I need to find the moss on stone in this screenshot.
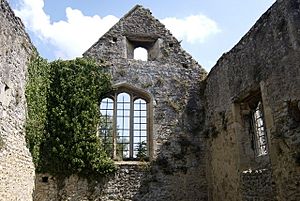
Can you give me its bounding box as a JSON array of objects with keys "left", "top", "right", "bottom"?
[{"left": 0, "top": 136, "right": 4, "bottom": 150}]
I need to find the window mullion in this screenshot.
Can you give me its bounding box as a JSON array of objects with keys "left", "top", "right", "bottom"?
[
  {"left": 113, "top": 95, "right": 117, "bottom": 160},
  {"left": 146, "top": 102, "right": 150, "bottom": 158},
  {"left": 130, "top": 95, "right": 134, "bottom": 158}
]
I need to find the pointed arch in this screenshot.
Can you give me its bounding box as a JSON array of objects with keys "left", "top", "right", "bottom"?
[{"left": 99, "top": 83, "right": 153, "bottom": 161}]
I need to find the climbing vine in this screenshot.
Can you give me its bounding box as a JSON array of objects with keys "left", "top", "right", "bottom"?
[
  {"left": 26, "top": 55, "right": 115, "bottom": 177},
  {"left": 25, "top": 54, "right": 50, "bottom": 166}
]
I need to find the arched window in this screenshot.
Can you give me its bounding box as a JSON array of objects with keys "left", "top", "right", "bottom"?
[
  {"left": 116, "top": 93, "right": 131, "bottom": 159},
  {"left": 133, "top": 99, "right": 147, "bottom": 158},
  {"left": 100, "top": 86, "right": 151, "bottom": 161},
  {"left": 133, "top": 47, "right": 148, "bottom": 61}
]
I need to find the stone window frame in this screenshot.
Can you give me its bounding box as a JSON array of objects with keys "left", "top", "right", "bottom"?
[
  {"left": 233, "top": 87, "right": 271, "bottom": 169},
  {"left": 239, "top": 92, "right": 269, "bottom": 157},
  {"left": 125, "top": 34, "right": 161, "bottom": 61},
  {"left": 99, "top": 83, "right": 153, "bottom": 161},
  {"left": 249, "top": 100, "right": 268, "bottom": 156}
]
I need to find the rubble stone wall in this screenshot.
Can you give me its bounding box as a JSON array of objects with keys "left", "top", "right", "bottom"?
[
  {"left": 34, "top": 58, "right": 208, "bottom": 201},
  {"left": 34, "top": 5, "right": 209, "bottom": 201},
  {"left": 241, "top": 168, "right": 275, "bottom": 201},
  {"left": 34, "top": 163, "right": 148, "bottom": 201},
  {"left": 205, "top": 0, "right": 300, "bottom": 200},
  {"left": 2, "top": 0, "right": 300, "bottom": 200},
  {"left": 0, "top": 0, "right": 35, "bottom": 200}
]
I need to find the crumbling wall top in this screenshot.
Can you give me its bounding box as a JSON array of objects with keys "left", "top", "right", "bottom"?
[{"left": 83, "top": 5, "right": 204, "bottom": 71}]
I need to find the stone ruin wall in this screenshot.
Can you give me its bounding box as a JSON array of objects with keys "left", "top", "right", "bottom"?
[
  {"left": 0, "top": 0, "right": 35, "bottom": 200},
  {"left": 1, "top": 0, "right": 300, "bottom": 200},
  {"left": 204, "top": 0, "right": 300, "bottom": 200},
  {"left": 34, "top": 58, "right": 208, "bottom": 201},
  {"left": 240, "top": 169, "right": 274, "bottom": 201},
  {"left": 34, "top": 163, "right": 148, "bottom": 201},
  {"left": 34, "top": 6, "right": 209, "bottom": 201}
]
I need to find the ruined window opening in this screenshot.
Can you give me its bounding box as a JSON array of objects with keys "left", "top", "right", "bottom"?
[
  {"left": 100, "top": 87, "right": 150, "bottom": 161},
  {"left": 133, "top": 47, "right": 148, "bottom": 61},
  {"left": 250, "top": 101, "right": 268, "bottom": 156},
  {"left": 240, "top": 92, "right": 269, "bottom": 157},
  {"left": 126, "top": 36, "right": 160, "bottom": 61}
]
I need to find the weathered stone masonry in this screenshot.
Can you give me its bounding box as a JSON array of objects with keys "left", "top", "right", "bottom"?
[
  {"left": 84, "top": 6, "right": 209, "bottom": 201},
  {"left": 35, "top": 5, "right": 209, "bottom": 201},
  {"left": 205, "top": 0, "right": 300, "bottom": 200},
  {"left": 1, "top": 0, "right": 300, "bottom": 200},
  {"left": 0, "top": 0, "right": 35, "bottom": 200}
]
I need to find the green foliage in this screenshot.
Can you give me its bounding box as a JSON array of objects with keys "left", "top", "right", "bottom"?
[
  {"left": 0, "top": 136, "right": 5, "bottom": 150},
  {"left": 25, "top": 54, "right": 50, "bottom": 165},
  {"left": 167, "top": 98, "right": 182, "bottom": 112},
  {"left": 136, "top": 141, "right": 148, "bottom": 161},
  {"left": 142, "top": 82, "right": 152, "bottom": 88},
  {"left": 26, "top": 56, "right": 115, "bottom": 177}
]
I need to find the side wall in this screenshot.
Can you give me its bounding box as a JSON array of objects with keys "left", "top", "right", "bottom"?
[
  {"left": 0, "top": 0, "right": 35, "bottom": 200},
  {"left": 205, "top": 0, "right": 300, "bottom": 200}
]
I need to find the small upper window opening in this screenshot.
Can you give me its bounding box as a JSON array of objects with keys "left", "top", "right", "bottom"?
[{"left": 134, "top": 47, "right": 148, "bottom": 61}]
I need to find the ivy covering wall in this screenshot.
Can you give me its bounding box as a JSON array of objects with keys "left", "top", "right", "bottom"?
[{"left": 26, "top": 55, "right": 115, "bottom": 176}]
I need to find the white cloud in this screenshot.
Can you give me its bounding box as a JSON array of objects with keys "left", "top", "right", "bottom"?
[
  {"left": 14, "top": 0, "right": 119, "bottom": 59},
  {"left": 161, "top": 15, "right": 221, "bottom": 44},
  {"left": 13, "top": 0, "right": 220, "bottom": 60}
]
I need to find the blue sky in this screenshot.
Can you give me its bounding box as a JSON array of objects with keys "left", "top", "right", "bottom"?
[{"left": 8, "top": 0, "right": 275, "bottom": 72}]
